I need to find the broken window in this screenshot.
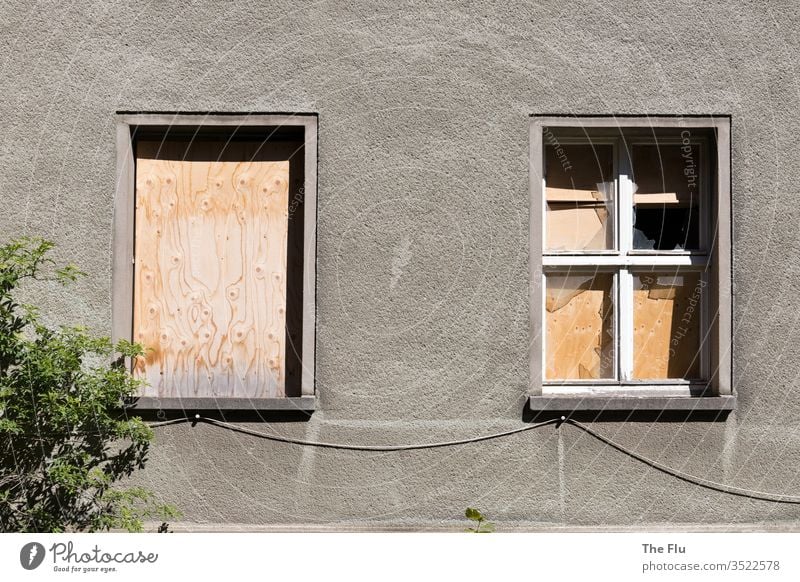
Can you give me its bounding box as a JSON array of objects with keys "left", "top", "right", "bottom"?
[{"left": 537, "top": 123, "right": 723, "bottom": 393}]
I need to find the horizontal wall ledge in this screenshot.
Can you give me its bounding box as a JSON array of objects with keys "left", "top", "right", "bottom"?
[
  {"left": 527, "top": 395, "right": 736, "bottom": 412},
  {"left": 143, "top": 519, "right": 799, "bottom": 533},
  {"left": 125, "top": 396, "right": 316, "bottom": 412}
]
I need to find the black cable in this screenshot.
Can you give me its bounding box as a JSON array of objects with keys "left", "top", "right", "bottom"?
[
  {"left": 10, "top": 412, "right": 799, "bottom": 504},
  {"left": 563, "top": 418, "right": 800, "bottom": 505},
  {"left": 149, "top": 414, "right": 800, "bottom": 504},
  {"left": 193, "top": 415, "right": 561, "bottom": 451}
]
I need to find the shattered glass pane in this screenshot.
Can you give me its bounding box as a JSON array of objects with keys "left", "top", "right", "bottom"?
[{"left": 631, "top": 143, "right": 702, "bottom": 250}]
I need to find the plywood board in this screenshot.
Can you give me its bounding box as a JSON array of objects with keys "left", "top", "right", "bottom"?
[
  {"left": 633, "top": 273, "right": 702, "bottom": 379},
  {"left": 546, "top": 274, "right": 614, "bottom": 380},
  {"left": 133, "top": 155, "right": 290, "bottom": 398},
  {"left": 633, "top": 192, "right": 681, "bottom": 205},
  {"left": 546, "top": 187, "right": 606, "bottom": 202},
  {"left": 546, "top": 203, "right": 610, "bottom": 251}
]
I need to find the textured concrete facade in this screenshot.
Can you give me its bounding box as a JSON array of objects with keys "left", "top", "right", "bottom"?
[{"left": 2, "top": 1, "right": 800, "bottom": 530}]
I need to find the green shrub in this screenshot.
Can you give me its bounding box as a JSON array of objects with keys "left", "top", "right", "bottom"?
[{"left": 0, "top": 237, "right": 178, "bottom": 532}]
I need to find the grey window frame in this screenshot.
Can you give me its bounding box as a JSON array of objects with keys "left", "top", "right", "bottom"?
[
  {"left": 528, "top": 115, "right": 734, "bottom": 412},
  {"left": 113, "top": 112, "right": 317, "bottom": 412}
]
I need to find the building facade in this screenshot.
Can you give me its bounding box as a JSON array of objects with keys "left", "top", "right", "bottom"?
[{"left": 2, "top": 0, "right": 799, "bottom": 530}]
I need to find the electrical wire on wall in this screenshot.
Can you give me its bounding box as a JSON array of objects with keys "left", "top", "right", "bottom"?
[{"left": 143, "top": 414, "right": 800, "bottom": 506}]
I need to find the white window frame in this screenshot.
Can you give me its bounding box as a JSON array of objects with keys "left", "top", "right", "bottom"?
[{"left": 529, "top": 116, "right": 733, "bottom": 410}]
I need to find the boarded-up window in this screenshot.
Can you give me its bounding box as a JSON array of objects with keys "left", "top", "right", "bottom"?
[{"left": 130, "top": 129, "right": 307, "bottom": 400}]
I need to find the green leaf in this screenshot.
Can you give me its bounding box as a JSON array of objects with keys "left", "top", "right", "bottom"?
[
  {"left": 465, "top": 507, "right": 483, "bottom": 521},
  {"left": 55, "top": 264, "right": 85, "bottom": 284}
]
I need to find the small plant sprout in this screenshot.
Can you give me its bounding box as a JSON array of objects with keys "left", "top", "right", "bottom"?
[{"left": 464, "top": 507, "right": 495, "bottom": 533}]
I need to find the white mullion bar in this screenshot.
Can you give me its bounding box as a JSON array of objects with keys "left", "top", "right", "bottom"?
[
  {"left": 619, "top": 268, "right": 633, "bottom": 381},
  {"left": 617, "top": 139, "right": 634, "bottom": 381}
]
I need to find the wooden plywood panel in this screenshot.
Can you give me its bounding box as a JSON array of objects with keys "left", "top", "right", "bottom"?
[
  {"left": 133, "top": 156, "right": 290, "bottom": 398},
  {"left": 633, "top": 273, "right": 702, "bottom": 380},
  {"left": 546, "top": 203, "right": 610, "bottom": 251},
  {"left": 546, "top": 187, "right": 607, "bottom": 202},
  {"left": 546, "top": 274, "right": 614, "bottom": 380},
  {"left": 136, "top": 137, "right": 306, "bottom": 397},
  {"left": 633, "top": 192, "right": 682, "bottom": 205}
]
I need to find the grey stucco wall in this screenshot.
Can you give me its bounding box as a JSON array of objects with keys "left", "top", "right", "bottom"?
[{"left": 2, "top": 0, "right": 800, "bottom": 529}]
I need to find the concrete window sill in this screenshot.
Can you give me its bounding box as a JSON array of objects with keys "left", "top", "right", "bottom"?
[
  {"left": 527, "top": 395, "right": 736, "bottom": 412},
  {"left": 125, "top": 396, "right": 316, "bottom": 412}
]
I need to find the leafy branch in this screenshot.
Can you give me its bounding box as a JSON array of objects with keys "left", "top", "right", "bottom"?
[{"left": 0, "top": 237, "right": 178, "bottom": 532}]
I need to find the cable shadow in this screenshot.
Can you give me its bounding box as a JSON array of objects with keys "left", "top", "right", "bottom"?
[{"left": 522, "top": 403, "right": 733, "bottom": 424}]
